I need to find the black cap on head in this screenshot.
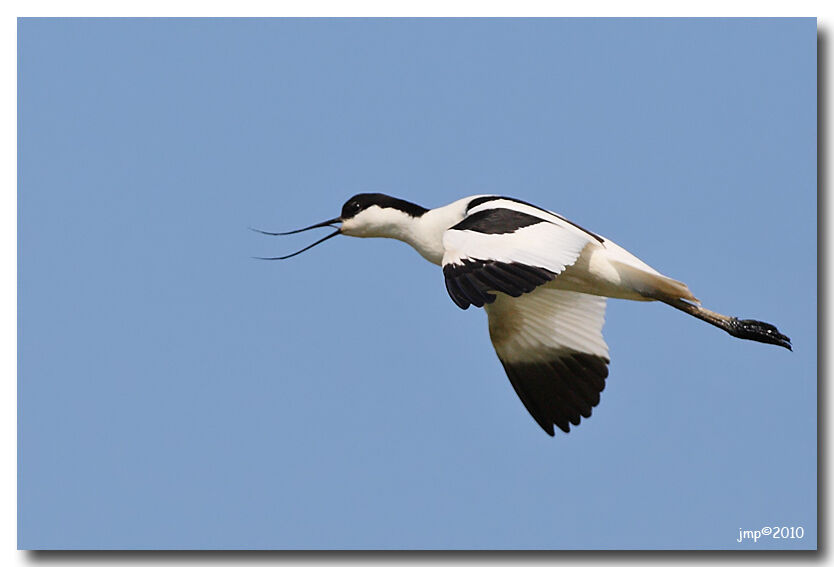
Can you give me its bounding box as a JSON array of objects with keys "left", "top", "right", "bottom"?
[{"left": 341, "top": 193, "right": 428, "bottom": 220}]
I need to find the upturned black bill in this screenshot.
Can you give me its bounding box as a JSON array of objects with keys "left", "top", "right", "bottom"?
[{"left": 252, "top": 218, "right": 342, "bottom": 260}]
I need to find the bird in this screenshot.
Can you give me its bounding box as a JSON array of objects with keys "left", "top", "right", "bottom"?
[{"left": 254, "top": 193, "right": 791, "bottom": 436}]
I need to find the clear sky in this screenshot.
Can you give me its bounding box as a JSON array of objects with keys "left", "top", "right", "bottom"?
[{"left": 18, "top": 18, "right": 816, "bottom": 550}]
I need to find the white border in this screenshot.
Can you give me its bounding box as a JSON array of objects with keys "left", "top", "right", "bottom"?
[{"left": 5, "top": 2, "right": 829, "bottom": 566}]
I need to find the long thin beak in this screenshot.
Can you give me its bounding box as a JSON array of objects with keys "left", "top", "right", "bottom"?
[
  {"left": 252, "top": 217, "right": 343, "bottom": 260},
  {"left": 250, "top": 217, "right": 341, "bottom": 236}
]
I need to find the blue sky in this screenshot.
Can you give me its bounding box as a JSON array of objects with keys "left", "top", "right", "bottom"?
[{"left": 18, "top": 18, "right": 816, "bottom": 549}]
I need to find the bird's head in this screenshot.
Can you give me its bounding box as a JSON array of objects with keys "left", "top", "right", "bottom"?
[
  {"left": 252, "top": 193, "right": 428, "bottom": 259},
  {"left": 339, "top": 193, "right": 428, "bottom": 238}
]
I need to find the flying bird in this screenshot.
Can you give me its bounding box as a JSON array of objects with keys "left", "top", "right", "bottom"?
[{"left": 254, "top": 194, "right": 791, "bottom": 436}]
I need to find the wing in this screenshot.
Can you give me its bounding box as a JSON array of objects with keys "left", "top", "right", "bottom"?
[
  {"left": 486, "top": 288, "right": 610, "bottom": 435},
  {"left": 441, "top": 197, "right": 598, "bottom": 309}
]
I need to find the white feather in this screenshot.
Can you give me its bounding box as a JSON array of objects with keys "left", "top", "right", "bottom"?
[
  {"left": 442, "top": 220, "right": 592, "bottom": 276},
  {"left": 485, "top": 287, "right": 609, "bottom": 364}
]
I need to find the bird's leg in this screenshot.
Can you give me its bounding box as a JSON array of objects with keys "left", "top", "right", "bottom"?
[{"left": 656, "top": 297, "right": 792, "bottom": 351}]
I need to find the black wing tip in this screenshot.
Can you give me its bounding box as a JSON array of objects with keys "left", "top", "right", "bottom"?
[
  {"left": 443, "top": 260, "right": 554, "bottom": 310},
  {"left": 499, "top": 352, "right": 610, "bottom": 437}
]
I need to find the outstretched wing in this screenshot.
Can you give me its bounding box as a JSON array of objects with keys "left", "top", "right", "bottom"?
[
  {"left": 441, "top": 197, "right": 599, "bottom": 309},
  {"left": 486, "top": 287, "right": 610, "bottom": 435}
]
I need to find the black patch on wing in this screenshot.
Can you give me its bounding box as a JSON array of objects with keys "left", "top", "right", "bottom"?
[
  {"left": 466, "top": 195, "right": 519, "bottom": 212},
  {"left": 465, "top": 196, "right": 604, "bottom": 244},
  {"left": 443, "top": 259, "right": 556, "bottom": 309},
  {"left": 452, "top": 208, "right": 546, "bottom": 235},
  {"left": 498, "top": 353, "right": 610, "bottom": 436}
]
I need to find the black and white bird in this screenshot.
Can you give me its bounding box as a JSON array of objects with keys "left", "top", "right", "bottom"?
[{"left": 255, "top": 194, "right": 791, "bottom": 436}]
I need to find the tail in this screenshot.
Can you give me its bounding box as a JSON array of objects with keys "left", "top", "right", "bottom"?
[
  {"left": 658, "top": 296, "right": 792, "bottom": 351},
  {"left": 611, "top": 259, "right": 700, "bottom": 304}
]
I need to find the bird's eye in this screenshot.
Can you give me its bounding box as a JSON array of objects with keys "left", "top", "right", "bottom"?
[{"left": 341, "top": 199, "right": 364, "bottom": 219}]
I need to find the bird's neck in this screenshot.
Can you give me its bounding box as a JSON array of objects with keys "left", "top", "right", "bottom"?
[
  {"left": 352, "top": 197, "right": 475, "bottom": 265},
  {"left": 395, "top": 197, "right": 473, "bottom": 266}
]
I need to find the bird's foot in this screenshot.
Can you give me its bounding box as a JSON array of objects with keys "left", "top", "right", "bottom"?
[{"left": 728, "top": 318, "right": 792, "bottom": 350}]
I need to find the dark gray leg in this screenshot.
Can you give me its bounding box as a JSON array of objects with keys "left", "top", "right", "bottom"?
[{"left": 658, "top": 297, "right": 792, "bottom": 351}]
